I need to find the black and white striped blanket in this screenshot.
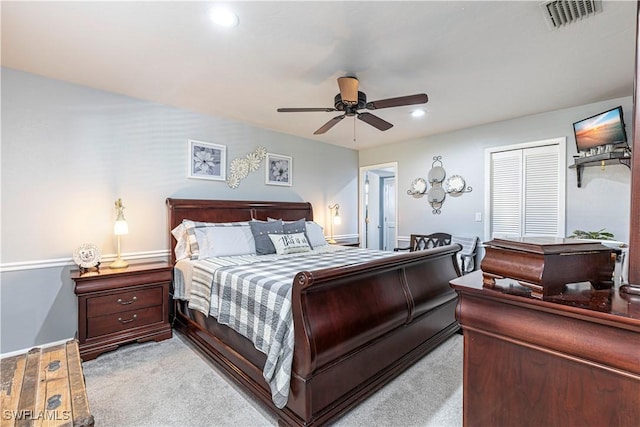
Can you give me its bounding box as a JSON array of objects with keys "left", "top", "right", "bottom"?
[{"left": 187, "top": 246, "right": 399, "bottom": 408}]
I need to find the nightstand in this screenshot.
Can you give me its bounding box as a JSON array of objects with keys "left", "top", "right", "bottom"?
[{"left": 72, "top": 262, "right": 173, "bottom": 360}]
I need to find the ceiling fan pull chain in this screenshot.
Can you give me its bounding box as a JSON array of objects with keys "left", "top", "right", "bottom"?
[{"left": 353, "top": 116, "right": 357, "bottom": 142}]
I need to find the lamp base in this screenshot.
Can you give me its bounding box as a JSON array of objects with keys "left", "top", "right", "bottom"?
[
  {"left": 110, "top": 257, "right": 129, "bottom": 269},
  {"left": 327, "top": 239, "right": 337, "bottom": 244}
]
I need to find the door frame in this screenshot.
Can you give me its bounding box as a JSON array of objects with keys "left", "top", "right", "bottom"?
[{"left": 359, "top": 162, "right": 398, "bottom": 250}]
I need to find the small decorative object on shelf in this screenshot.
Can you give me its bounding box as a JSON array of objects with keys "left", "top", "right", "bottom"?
[
  {"left": 73, "top": 243, "right": 101, "bottom": 274},
  {"left": 569, "top": 149, "right": 631, "bottom": 188}
]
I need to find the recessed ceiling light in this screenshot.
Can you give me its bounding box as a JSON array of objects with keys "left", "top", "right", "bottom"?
[
  {"left": 209, "top": 6, "right": 239, "bottom": 28},
  {"left": 411, "top": 109, "right": 426, "bottom": 118}
]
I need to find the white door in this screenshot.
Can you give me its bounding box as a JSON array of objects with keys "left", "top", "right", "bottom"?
[
  {"left": 366, "top": 172, "right": 381, "bottom": 250},
  {"left": 359, "top": 163, "right": 398, "bottom": 251},
  {"left": 382, "top": 177, "right": 396, "bottom": 251}
]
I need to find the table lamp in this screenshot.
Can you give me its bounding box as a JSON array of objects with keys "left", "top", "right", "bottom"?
[
  {"left": 328, "top": 204, "right": 341, "bottom": 244},
  {"left": 110, "top": 198, "right": 129, "bottom": 269}
]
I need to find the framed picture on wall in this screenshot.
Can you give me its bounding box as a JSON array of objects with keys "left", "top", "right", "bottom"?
[
  {"left": 188, "top": 139, "right": 226, "bottom": 181},
  {"left": 265, "top": 153, "right": 292, "bottom": 186}
]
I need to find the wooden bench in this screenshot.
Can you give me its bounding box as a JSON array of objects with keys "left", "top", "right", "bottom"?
[{"left": 1, "top": 339, "right": 94, "bottom": 427}]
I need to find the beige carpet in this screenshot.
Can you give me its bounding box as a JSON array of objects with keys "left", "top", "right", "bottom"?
[{"left": 82, "top": 332, "right": 462, "bottom": 426}]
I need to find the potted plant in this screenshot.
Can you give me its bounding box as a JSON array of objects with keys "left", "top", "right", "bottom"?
[{"left": 568, "top": 228, "right": 615, "bottom": 241}]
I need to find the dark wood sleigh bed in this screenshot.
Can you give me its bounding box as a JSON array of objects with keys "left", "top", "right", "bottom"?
[{"left": 166, "top": 198, "right": 461, "bottom": 426}]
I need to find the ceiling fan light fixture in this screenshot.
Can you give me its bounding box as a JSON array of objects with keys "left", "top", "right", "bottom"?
[
  {"left": 411, "top": 109, "right": 426, "bottom": 118},
  {"left": 209, "top": 6, "right": 239, "bottom": 28},
  {"left": 337, "top": 76, "right": 359, "bottom": 105}
]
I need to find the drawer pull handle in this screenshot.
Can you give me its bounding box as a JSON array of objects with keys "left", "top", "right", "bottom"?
[
  {"left": 117, "top": 296, "right": 137, "bottom": 305},
  {"left": 118, "top": 314, "right": 138, "bottom": 324}
]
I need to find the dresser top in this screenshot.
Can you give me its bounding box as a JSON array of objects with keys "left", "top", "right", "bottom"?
[
  {"left": 484, "top": 237, "right": 617, "bottom": 255},
  {"left": 70, "top": 261, "right": 171, "bottom": 280},
  {"left": 451, "top": 271, "right": 640, "bottom": 326}
]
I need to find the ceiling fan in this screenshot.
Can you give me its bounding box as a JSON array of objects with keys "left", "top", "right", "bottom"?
[{"left": 277, "top": 76, "right": 428, "bottom": 135}]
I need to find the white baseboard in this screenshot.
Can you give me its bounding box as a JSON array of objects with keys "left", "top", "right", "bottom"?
[{"left": 0, "top": 336, "right": 75, "bottom": 358}]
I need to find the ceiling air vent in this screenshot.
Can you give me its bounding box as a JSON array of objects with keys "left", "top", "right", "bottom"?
[{"left": 541, "top": 0, "right": 602, "bottom": 29}]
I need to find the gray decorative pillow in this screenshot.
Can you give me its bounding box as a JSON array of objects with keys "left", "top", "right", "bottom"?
[
  {"left": 282, "top": 218, "right": 312, "bottom": 247},
  {"left": 249, "top": 220, "right": 284, "bottom": 255},
  {"left": 268, "top": 232, "right": 311, "bottom": 255},
  {"left": 283, "top": 218, "right": 306, "bottom": 234}
]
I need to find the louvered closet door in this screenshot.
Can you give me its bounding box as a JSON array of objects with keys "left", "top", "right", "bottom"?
[
  {"left": 523, "top": 145, "right": 560, "bottom": 235},
  {"left": 489, "top": 142, "right": 564, "bottom": 238},
  {"left": 490, "top": 150, "right": 523, "bottom": 237}
]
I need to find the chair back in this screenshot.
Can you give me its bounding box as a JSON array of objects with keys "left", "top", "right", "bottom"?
[
  {"left": 451, "top": 235, "right": 480, "bottom": 273},
  {"left": 410, "top": 233, "right": 452, "bottom": 251}
]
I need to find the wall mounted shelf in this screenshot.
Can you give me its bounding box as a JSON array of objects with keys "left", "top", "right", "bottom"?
[{"left": 569, "top": 151, "right": 631, "bottom": 187}]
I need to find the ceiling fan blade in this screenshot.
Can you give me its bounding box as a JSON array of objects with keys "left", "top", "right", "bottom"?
[
  {"left": 337, "top": 77, "right": 359, "bottom": 104},
  {"left": 314, "top": 115, "right": 345, "bottom": 135},
  {"left": 366, "top": 93, "right": 428, "bottom": 110},
  {"left": 277, "top": 107, "right": 336, "bottom": 112},
  {"left": 357, "top": 112, "right": 393, "bottom": 131}
]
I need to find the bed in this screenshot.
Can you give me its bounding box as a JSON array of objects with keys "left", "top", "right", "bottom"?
[{"left": 166, "top": 198, "right": 461, "bottom": 426}]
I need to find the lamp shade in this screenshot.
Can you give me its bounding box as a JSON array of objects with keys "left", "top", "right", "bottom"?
[
  {"left": 114, "top": 219, "right": 129, "bottom": 235},
  {"left": 333, "top": 212, "right": 341, "bottom": 225},
  {"left": 333, "top": 204, "right": 341, "bottom": 225}
]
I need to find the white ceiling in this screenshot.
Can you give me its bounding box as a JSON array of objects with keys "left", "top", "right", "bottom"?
[{"left": 1, "top": 1, "right": 636, "bottom": 150}]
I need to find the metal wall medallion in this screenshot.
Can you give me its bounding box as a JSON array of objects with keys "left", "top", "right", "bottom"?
[{"left": 423, "top": 156, "right": 472, "bottom": 214}]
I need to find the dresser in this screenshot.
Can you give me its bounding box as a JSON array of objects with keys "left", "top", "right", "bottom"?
[
  {"left": 72, "top": 262, "right": 172, "bottom": 360},
  {"left": 451, "top": 271, "right": 640, "bottom": 427}
]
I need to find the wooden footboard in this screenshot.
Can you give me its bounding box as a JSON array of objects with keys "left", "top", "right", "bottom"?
[
  {"left": 286, "top": 244, "right": 460, "bottom": 425},
  {"left": 167, "top": 199, "right": 460, "bottom": 426}
]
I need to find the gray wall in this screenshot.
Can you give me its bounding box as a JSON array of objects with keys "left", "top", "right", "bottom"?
[
  {"left": 359, "top": 96, "right": 633, "bottom": 246},
  {"left": 0, "top": 68, "right": 358, "bottom": 353},
  {"left": 2, "top": 67, "right": 632, "bottom": 353}
]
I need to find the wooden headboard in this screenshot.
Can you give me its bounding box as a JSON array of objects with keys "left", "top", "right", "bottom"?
[{"left": 166, "top": 198, "right": 314, "bottom": 264}]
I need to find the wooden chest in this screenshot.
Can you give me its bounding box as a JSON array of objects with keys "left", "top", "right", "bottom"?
[
  {"left": 481, "top": 237, "right": 615, "bottom": 299},
  {"left": 0, "top": 340, "right": 94, "bottom": 427}
]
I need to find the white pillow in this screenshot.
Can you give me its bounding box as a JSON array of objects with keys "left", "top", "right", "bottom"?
[
  {"left": 305, "top": 221, "right": 328, "bottom": 247},
  {"left": 194, "top": 225, "right": 256, "bottom": 258},
  {"left": 171, "top": 223, "right": 191, "bottom": 261},
  {"left": 182, "top": 220, "right": 254, "bottom": 259},
  {"left": 268, "top": 232, "right": 311, "bottom": 255}
]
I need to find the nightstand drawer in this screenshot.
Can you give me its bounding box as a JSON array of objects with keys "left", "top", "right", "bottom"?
[
  {"left": 87, "top": 287, "right": 163, "bottom": 318},
  {"left": 87, "top": 306, "right": 163, "bottom": 338}
]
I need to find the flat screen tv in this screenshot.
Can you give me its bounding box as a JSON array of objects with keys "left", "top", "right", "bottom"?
[{"left": 573, "top": 106, "right": 628, "bottom": 152}]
